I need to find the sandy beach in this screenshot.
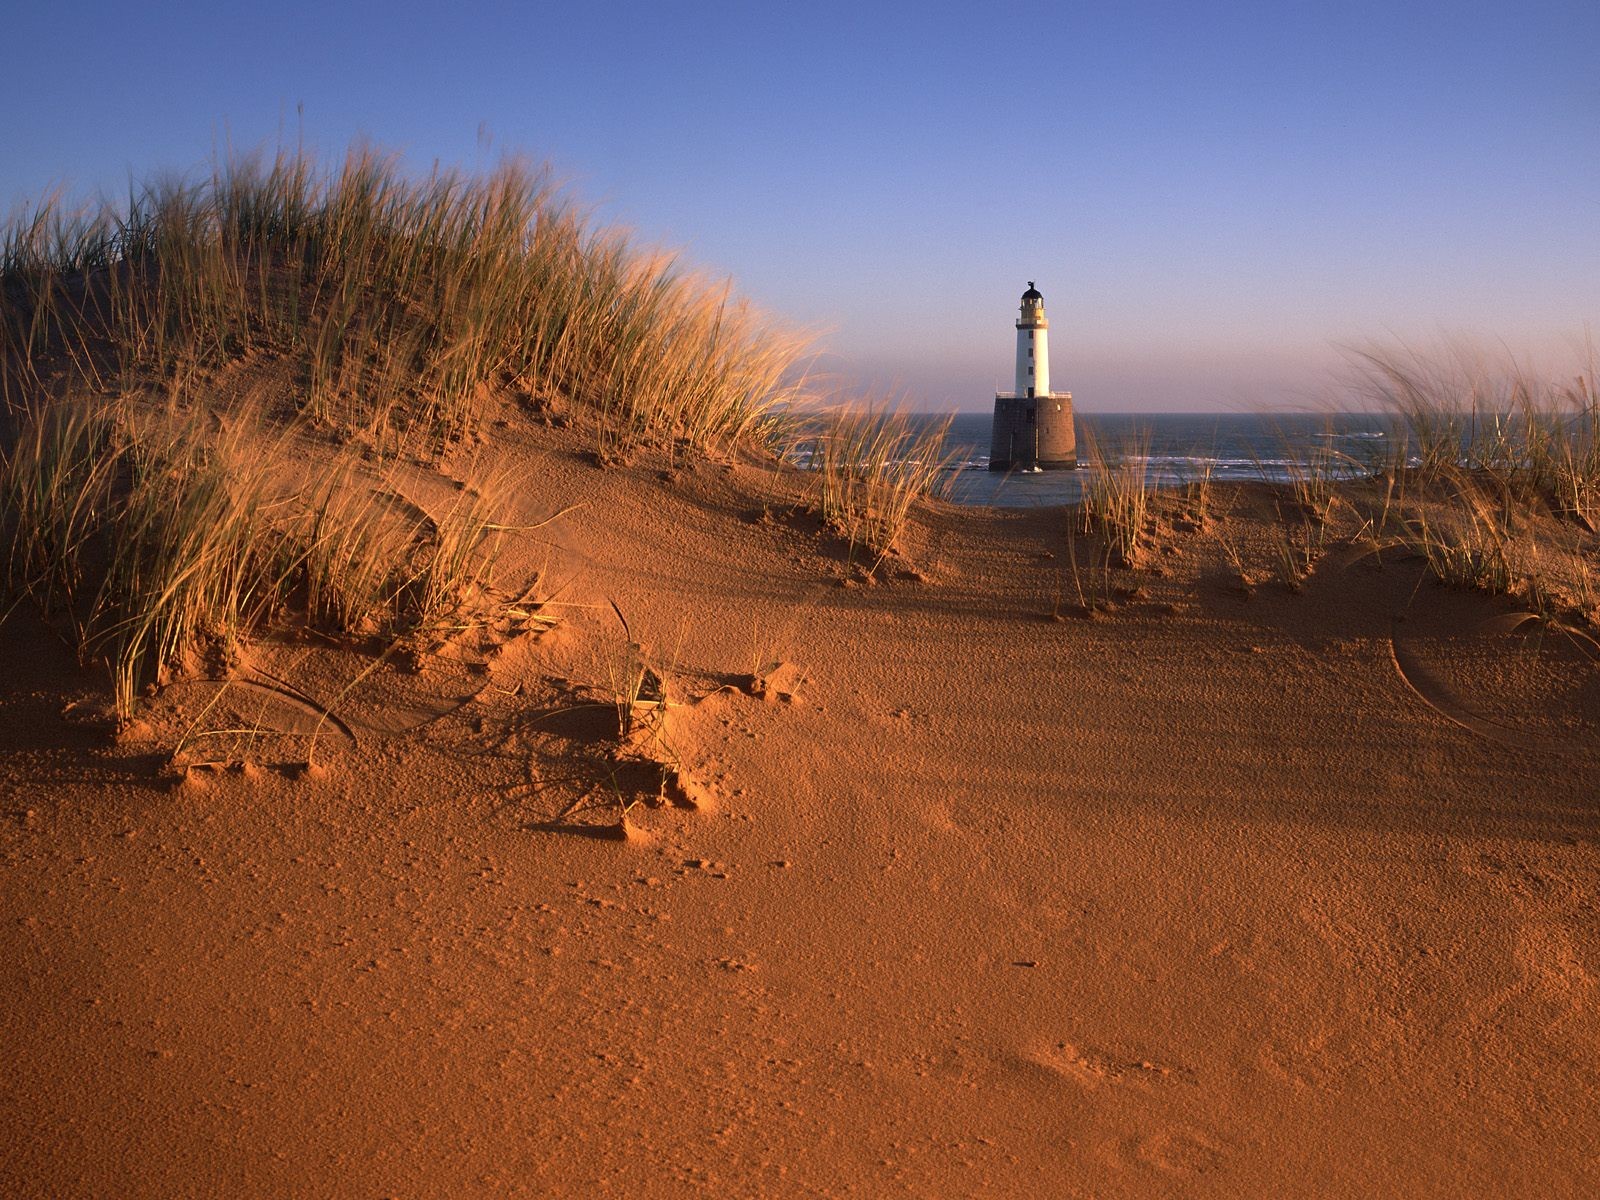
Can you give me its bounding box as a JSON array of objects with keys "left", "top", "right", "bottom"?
[{"left": 3, "top": 395, "right": 1596, "bottom": 1197}]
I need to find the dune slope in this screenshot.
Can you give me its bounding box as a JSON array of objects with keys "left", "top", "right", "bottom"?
[{"left": 2, "top": 412, "right": 1598, "bottom": 1198}]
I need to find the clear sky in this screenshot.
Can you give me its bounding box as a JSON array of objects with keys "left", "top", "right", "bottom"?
[{"left": 6, "top": 1, "right": 1598, "bottom": 411}]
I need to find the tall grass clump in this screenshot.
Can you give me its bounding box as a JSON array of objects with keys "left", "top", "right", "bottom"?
[
  {"left": 0, "top": 139, "right": 821, "bottom": 718},
  {"left": 794, "top": 405, "right": 956, "bottom": 562},
  {"left": 1346, "top": 342, "right": 1600, "bottom": 613},
  {"left": 1349, "top": 343, "right": 1600, "bottom": 511},
  {"left": 0, "top": 144, "right": 810, "bottom": 454},
  {"left": 1403, "top": 470, "right": 1522, "bottom": 597},
  {"left": 1251, "top": 419, "right": 1353, "bottom": 589},
  {"left": 1272, "top": 421, "right": 1349, "bottom": 524},
  {"left": 1078, "top": 428, "right": 1151, "bottom": 567},
  {"left": 0, "top": 398, "right": 512, "bottom": 718}
]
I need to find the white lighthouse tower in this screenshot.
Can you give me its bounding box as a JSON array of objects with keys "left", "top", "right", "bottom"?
[
  {"left": 989, "top": 282, "right": 1076, "bottom": 470},
  {"left": 1015, "top": 281, "right": 1049, "bottom": 398}
]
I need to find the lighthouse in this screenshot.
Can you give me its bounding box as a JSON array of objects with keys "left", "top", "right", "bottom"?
[{"left": 988, "top": 282, "right": 1076, "bottom": 470}]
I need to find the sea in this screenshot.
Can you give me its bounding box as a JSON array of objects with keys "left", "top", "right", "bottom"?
[{"left": 928, "top": 411, "right": 1394, "bottom": 508}]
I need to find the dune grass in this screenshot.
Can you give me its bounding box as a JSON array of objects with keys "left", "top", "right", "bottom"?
[
  {"left": 1344, "top": 344, "right": 1600, "bottom": 614},
  {"left": 1402, "top": 471, "right": 1521, "bottom": 596},
  {"left": 0, "top": 142, "right": 829, "bottom": 717},
  {"left": 0, "top": 145, "right": 810, "bottom": 455},
  {"left": 0, "top": 140, "right": 960, "bottom": 720},
  {"left": 0, "top": 396, "right": 513, "bottom": 718},
  {"left": 793, "top": 405, "right": 957, "bottom": 563},
  {"left": 27, "top": 143, "right": 1599, "bottom": 726},
  {"left": 1077, "top": 427, "right": 1152, "bottom": 568},
  {"left": 1349, "top": 343, "right": 1600, "bottom": 511}
]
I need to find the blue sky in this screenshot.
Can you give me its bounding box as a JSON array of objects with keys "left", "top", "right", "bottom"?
[{"left": 6, "top": 1, "right": 1598, "bottom": 411}]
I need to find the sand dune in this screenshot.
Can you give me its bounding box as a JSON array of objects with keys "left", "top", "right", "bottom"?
[{"left": 2, "top": 407, "right": 1597, "bottom": 1197}]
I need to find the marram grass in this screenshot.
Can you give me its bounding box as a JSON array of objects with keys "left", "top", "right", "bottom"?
[
  {"left": 1077, "top": 427, "right": 1152, "bottom": 568},
  {"left": 0, "top": 145, "right": 810, "bottom": 454},
  {"left": 0, "top": 397, "right": 510, "bottom": 718},
  {"left": 0, "top": 142, "right": 958, "bottom": 715},
  {"left": 1347, "top": 344, "right": 1600, "bottom": 613},
  {"left": 794, "top": 405, "right": 957, "bottom": 562}
]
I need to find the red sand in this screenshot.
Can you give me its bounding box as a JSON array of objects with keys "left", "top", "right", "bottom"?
[{"left": 3, "top": 415, "right": 1597, "bottom": 1196}]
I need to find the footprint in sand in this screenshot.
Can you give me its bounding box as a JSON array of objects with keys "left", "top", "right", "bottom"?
[
  {"left": 1130, "top": 1126, "right": 1231, "bottom": 1176},
  {"left": 1028, "top": 1041, "right": 1121, "bottom": 1089},
  {"left": 1486, "top": 922, "right": 1599, "bottom": 1036},
  {"left": 1023, "top": 1041, "right": 1178, "bottom": 1091}
]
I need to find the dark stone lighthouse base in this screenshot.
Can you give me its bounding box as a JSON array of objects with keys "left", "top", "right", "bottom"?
[{"left": 988, "top": 392, "right": 1077, "bottom": 471}]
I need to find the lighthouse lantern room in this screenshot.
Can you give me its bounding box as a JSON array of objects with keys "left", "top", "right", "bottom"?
[{"left": 988, "top": 281, "right": 1076, "bottom": 471}]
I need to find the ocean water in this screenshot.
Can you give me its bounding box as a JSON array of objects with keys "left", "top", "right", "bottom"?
[{"left": 928, "top": 411, "right": 1394, "bottom": 508}]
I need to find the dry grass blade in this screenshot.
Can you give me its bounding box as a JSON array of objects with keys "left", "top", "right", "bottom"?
[
  {"left": 0, "top": 138, "right": 824, "bottom": 722},
  {"left": 1078, "top": 426, "right": 1151, "bottom": 568},
  {"left": 0, "top": 399, "right": 522, "bottom": 719},
  {"left": 1403, "top": 470, "right": 1521, "bottom": 597},
  {"left": 792, "top": 404, "right": 956, "bottom": 563},
  {"left": 1341, "top": 343, "right": 1600, "bottom": 619},
  {"left": 2, "top": 143, "right": 810, "bottom": 456}
]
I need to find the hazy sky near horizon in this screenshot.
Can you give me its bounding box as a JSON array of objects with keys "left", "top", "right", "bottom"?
[{"left": 6, "top": 1, "right": 1598, "bottom": 411}]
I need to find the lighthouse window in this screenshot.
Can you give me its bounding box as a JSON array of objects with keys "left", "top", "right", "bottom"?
[
  {"left": 1027, "top": 348, "right": 1033, "bottom": 358},
  {"left": 1027, "top": 366, "right": 1034, "bottom": 376}
]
